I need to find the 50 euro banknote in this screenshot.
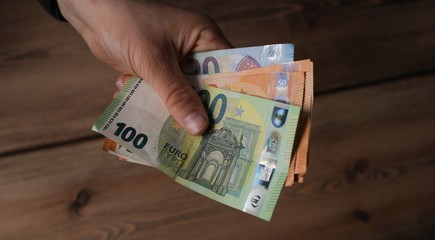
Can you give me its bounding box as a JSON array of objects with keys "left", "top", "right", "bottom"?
[
  {"left": 93, "top": 78, "right": 300, "bottom": 221},
  {"left": 104, "top": 59, "right": 313, "bottom": 186}
]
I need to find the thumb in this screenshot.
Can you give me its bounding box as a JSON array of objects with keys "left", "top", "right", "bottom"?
[{"left": 140, "top": 51, "right": 209, "bottom": 136}]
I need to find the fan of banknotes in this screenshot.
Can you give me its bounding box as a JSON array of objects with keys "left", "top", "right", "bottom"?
[{"left": 93, "top": 44, "right": 313, "bottom": 221}]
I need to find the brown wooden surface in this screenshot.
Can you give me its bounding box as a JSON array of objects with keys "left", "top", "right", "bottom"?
[{"left": 1, "top": 0, "right": 435, "bottom": 239}]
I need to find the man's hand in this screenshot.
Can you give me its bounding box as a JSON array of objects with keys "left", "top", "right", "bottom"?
[{"left": 57, "top": 0, "right": 232, "bottom": 135}]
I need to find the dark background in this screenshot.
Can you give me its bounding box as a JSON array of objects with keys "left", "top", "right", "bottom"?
[{"left": 0, "top": 0, "right": 434, "bottom": 239}]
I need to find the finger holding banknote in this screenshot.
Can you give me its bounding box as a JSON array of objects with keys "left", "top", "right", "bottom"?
[
  {"left": 113, "top": 74, "right": 131, "bottom": 98},
  {"left": 57, "top": 0, "right": 232, "bottom": 135}
]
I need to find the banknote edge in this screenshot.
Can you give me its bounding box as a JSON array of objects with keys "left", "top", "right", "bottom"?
[{"left": 92, "top": 76, "right": 140, "bottom": 132}]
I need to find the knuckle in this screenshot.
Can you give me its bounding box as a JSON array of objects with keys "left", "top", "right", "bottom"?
[
  {"left": 196, "top": 13, "right": 217, "bottom": 26},
  {"left": 190, "top": 14, "right": 225, "bottom": 45}
]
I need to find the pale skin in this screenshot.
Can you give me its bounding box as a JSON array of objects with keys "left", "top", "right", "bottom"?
[{"left": 57, "top": 0, "right": 232, "bottom": 135}]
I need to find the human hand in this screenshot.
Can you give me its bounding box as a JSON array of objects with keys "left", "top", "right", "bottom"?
[{"left": 57, "top": 0, "right": 232, "bottom": 135}]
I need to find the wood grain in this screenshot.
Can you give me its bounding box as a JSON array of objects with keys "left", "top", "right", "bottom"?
[
  {"left": 0, "top": 73, "right": 433, "bottom": 239},
  {"left": 0, "top": 1, "right": 116, "bottom": 155}
]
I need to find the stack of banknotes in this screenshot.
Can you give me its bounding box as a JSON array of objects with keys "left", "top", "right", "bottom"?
[{"left": 92, "top": 44, "right": 313, "bottom": 221}]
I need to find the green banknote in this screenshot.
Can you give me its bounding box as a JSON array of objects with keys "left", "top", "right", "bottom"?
[{"left": 93, "top": 77, "right": 300, "bottom": 221}]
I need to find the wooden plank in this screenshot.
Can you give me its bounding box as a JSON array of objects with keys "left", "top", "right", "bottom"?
[
  {"left": 0, "top": 1, "right": 117, "bottom": 154},
  {"left": 0, "top": 73, "right": 433, "bottom": 239}
]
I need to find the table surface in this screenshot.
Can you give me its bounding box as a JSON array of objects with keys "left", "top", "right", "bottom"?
[{"left": 1, "top": 0, "right": 434, "bottom": 239}]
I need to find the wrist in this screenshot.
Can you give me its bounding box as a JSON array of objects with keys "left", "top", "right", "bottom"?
[{"left": 57, "top": 0, "right": 127, "bottom": 36}]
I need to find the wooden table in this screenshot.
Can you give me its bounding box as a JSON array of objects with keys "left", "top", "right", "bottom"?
[{"left": 1, "top": 0, "right": 434, "bottom": 239}]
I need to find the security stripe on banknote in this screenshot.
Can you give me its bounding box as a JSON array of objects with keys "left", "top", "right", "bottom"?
[
  {"left": 261, "top": 103, "right": 300, "bottom": 218},
  {"left": 242, "top": 103, "right": 300, "bottom": 219}
]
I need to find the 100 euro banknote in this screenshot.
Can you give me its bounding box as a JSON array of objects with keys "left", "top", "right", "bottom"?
[{"left": 93, "top": 77, "right": 300, "bottom": 221}]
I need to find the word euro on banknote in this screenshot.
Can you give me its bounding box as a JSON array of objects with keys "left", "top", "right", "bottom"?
[
  {"left": 180, "top": 44, "right": 294, "bottom": 74},
  {"left": 93, "top": 77, "right": 300, "bottom": 221}
]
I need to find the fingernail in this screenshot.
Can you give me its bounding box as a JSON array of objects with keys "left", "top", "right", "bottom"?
[
  {"left": 184, "top": 112, "right": 207, "bottom": 134},
  {"left": 115, "top": 79, "right": 124, "bottom": 90}
]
